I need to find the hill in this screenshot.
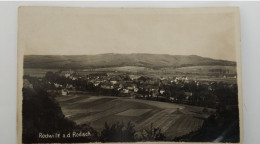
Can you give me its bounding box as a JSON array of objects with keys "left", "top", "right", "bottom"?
[{"left": 24, "top": 53, "right": 236, "bottom": 69}]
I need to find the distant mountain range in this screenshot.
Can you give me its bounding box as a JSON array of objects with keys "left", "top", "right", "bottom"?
[{"left": 24, "top": 53, "right": 236, "bottom": 69}]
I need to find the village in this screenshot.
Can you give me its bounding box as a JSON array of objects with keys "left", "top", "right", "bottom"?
[{"left": 37, "top": 69, "right": 238, "bottom": 109}]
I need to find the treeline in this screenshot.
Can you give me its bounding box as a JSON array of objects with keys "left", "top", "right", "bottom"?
[
  {"left": 137, "top": 81, "right": 238, "bottom": 109},
  {"left": 22, "top": 76, "right": 165, "bottom": 143}
]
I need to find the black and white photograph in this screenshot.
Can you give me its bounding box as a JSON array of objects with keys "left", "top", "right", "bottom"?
[{"left": 17, "top": 7, "right": 243, "bottom": 143}]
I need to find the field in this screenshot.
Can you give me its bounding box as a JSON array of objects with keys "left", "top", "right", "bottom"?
[{"left": 55, "top": 94, "right": 214, "bottom": 140}]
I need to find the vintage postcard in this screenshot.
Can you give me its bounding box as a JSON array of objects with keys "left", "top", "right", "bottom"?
[{"left": 17, "top": 7, "right": 243, "bottom": 144}]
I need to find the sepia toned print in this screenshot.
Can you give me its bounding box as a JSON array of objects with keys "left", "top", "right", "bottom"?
[{"left": 17, "top": 7, "right": 243, "bottom": 144}]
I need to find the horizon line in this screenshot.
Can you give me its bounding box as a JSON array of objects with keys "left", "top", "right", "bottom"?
[{"left": 24, "top": 53, "right": 236, "bottom": 62}]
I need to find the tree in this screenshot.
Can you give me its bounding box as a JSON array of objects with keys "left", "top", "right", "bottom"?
[
  {"left": 137, "top": 123, "right": 166, "bottom": 141},
  {"left": 100, "top": 121, "right": 136, "bottom": 142}
]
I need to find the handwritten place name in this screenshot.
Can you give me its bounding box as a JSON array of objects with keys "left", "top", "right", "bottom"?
[{"left": 39, "top": 131, "right": 91, "bottom": 139}]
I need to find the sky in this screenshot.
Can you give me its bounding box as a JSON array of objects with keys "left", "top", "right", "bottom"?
[{"left": 19, "top": 7, "right": 240, "bottom": 61}]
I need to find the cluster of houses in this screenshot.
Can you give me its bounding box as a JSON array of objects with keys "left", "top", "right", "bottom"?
[
  {"left": 46, "top": 70, "right": 233, "bottom": 108},
  {"left": 23, "top": 69, "right": 237, "bottom": 109},
  {"left": 64, "top": 70, "right": 80, "bottom": 80},
  {"left": 50, "top": 70, "right": 201, "bottom": 102}
]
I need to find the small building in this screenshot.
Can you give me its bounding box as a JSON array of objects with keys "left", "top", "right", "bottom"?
[
  {"left": 101, "top": 85, "right": 114, "bottom": 89},
  {"left": 66, "top": 84, "right": 75, "bottom": 90},
  {"left": 184, "top": 92, "right": 193, "bottom": 100},
  {"left": 118, "top": 83, "right": 124, "bottom": 88},
  {"left": 23, "top": 79, "right": 33, "bottom": 89},
  {"left": 122, "top": 89, "right": 129, "bottom": 94},
  {"left": 110, "top": 80, "right": 117, "bottom": 85},
  {"left": 93, "top": 82, "right": 100, "bottom": 87},
  {"left": 61, "top": 89, "right": 69, "bottom": 95},
  {"left": 134, "top": 88, "right": 139, "bottom": 93},
  {"left": 129, "top": 75, "right": 140, "bottom": 80},
  {"left": 169, "top": 97, "right": 176, "bottom": 102},
  {"left": 126, "top": 86, "right": 133, "bottom": 90},
  {"left": 159, "top": 89, "right": 165, "bottom": 95},
  {"left": 54, "top": 83, "right": 62, "bottom": 88},
  {"left": 64, "top": 73, "right": 71, "bottom": 78},
  {"left": 152, "top": 90, "right": 159, "bottom": 98},
  {"left": 100, "top": 81, "right": 114, "bottom": 89}
]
